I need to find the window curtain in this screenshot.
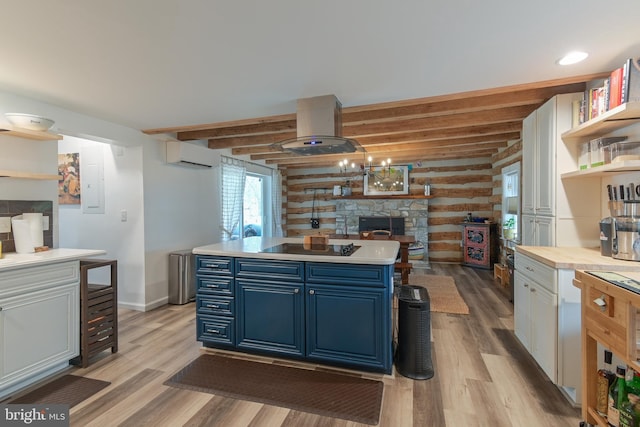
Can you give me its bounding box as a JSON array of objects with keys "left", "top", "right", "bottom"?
[
  {"left": 220, "top": 156, "right": 246, "bottom": 241},
  {"left": 271, "top": 168, "right": 283, "bottom": 237}
]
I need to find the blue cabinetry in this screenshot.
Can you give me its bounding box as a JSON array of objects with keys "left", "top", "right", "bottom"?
[
  {"left": 195, "top": 256, "right": 235, "bottom": 347},
  {"left": 195, "top": 255, "right": 393, "bottom": 373},
  {"left": 236, "top": 258, "right": 305, "bottom": 357}
]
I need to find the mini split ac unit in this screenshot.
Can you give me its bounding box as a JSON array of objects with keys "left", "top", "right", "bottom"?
[{"left": 166, "top": 141, "right": 216, "bottom": 168}]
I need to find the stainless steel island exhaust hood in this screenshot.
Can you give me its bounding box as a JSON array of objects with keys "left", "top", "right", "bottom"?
[{"left": 274, "top": 95, "right": 362, "bottom": 155}]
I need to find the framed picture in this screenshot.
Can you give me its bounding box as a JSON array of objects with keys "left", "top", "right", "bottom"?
[
  {"left": 58, "top": 153, "right": 81, "bottom": 205},
  {"left": 364, "top": 165, "right": 409, "bottom": 196}
]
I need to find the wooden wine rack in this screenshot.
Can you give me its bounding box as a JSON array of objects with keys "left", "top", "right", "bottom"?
[{"left": 72, "top": 259, "right": 118, "bottom": 368}]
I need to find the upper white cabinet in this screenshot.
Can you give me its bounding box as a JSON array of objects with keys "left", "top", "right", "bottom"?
[{"left": 521, "top": 93, "right": 601, "bottom": 247}]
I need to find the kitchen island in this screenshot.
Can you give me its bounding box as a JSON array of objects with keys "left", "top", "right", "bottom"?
[
  {"left": 0, "top": 248, "right": 106, "bottom": 400},
  {"left": 193, "top": 237, "right": 400, "bottom": 374}
]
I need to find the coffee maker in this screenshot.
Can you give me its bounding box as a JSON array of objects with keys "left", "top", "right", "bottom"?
[{"left": 611, "top": 200, "right": 640, "bottom": 261}]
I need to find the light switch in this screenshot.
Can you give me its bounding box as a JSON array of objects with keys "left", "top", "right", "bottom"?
[
  {"left": 42, "top": 216, "right": 49, "bottom": 231},
  {"left": 120, "top": 210, "right": 127, "bottom": 222},
  {"left": 0, "top": 217, "right": 10, "bottom": 233}
]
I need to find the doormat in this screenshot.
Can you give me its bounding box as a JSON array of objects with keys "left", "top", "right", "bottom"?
[
  {"left": 8, "top": 375, "right": 110, "bottom": 407},
  {"left": 164, "top": 354, "right": 384, "bottom": 425},
  {"left": 408, "top": 275, "right": 470, "bottom": 314}
]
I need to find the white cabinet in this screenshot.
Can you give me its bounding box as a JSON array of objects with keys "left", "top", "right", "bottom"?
[
  {"left": 514, "top": 255, "right": 557, "bottom": 382},
  {"left": 0, "top": 261, "right": 80, "bottom": 399},
  {"left": 521, "top": 93, "right": 600, "bottom": 247},
  {"left": 522, "top": 214, "right": 555, "bottom": 246},
  {"left": 514, "top": 251, "right": 582, "bottom": 406}
]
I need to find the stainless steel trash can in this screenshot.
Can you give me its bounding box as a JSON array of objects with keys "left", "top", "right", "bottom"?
[{"left": 168, "top": 250, "right": 196, "bottom": 304}]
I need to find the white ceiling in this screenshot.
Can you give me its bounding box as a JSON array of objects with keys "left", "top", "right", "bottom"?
[{"left": 1, "top": 1, "right": 639, "bottom": 132}]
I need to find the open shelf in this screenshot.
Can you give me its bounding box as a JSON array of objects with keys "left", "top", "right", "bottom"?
[
  {"left": 562, "top": 102, "right": 640, "bottom": 146},
  {"left": 0, "top": 127, "right": 62, "bottom": 141},
  {"left": 0, "top": 170, "right": 59, "bottom": 180},
  {"left": 561, "top": 160, "right": 640, "bottom": 179},
  {"left": 336, "top": 194, "right": 434, "bottom": 200}
]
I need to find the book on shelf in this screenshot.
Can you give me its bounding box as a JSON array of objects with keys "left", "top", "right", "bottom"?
[
  {"left": 609, "top": 66, "right": 624, "bottom": 110},
  {"left": 621, "top": 57, "right": 640, "bottom": 104}
]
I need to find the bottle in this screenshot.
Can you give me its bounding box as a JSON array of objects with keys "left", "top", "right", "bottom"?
[
  {"left": 628, "top": 369, "right": 640, "bottom": 397},
  {"left": 619, "top": 394, "right": 640, "bottom": 427},
  {"left": 424, "top": 183, "right": 431, "bottom": 196},
  {"left": 597, "top": 350, "right": 616, "bottom": 416},
  {"left": 609, "top": 365, "right": 628, "bottom": 427}
]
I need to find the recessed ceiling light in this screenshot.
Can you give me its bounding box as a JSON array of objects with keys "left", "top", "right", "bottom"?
[{"left": 558, "top": 51, "right": 588, "bottom": 65}]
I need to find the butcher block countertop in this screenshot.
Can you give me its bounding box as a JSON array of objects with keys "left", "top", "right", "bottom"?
[
  {"left": 516, "top": 246, "right": 640, "bottom": 271},
  {"left": 193, "top": 236, "right": 400, "bottom": 265}
]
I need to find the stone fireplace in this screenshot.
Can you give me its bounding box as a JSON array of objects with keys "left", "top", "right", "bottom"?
[{"left": 335, "top": 198, "right": 429, "bottom": 268}]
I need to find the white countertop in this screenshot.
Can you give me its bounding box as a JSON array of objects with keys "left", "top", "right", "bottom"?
[
  {"left": 192, "top": 237, "right": 400, "bottom": 265},
  {"left": 0, "top": 248, "right": 107, "bottom": 272},
  {"left": 516, "top": 246, "right": 640, "bottom": 271}
]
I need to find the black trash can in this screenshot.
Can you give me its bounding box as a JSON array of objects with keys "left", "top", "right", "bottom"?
[{"left": 395, "top": 285, "right": 434, "bottom": 380}]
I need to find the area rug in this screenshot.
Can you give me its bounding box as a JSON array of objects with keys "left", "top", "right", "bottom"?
[
  {"left": 164, "top": 354, "right": 384, "bottom": 425},
  {"left": 8, "top": 375, "right": 110, "bottom": 407},
  {"left": 408, "top": 275, "right": 470, "bottom": 314}
]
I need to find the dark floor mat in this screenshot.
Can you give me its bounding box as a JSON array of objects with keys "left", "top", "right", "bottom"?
[
  {"left": 164, "top": 354, "right": 384, "bottom": 425},
  {"left": 8, "top": 375, "right": 110, "bottom": 408}
]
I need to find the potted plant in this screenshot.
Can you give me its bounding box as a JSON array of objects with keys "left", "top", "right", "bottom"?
[{"left": 503, "top": 217, "right": 515, "bottom": 240}]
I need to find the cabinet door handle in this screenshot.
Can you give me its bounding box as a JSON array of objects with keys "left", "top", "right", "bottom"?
[
  {"left": 530, "top": 288, "right": 536, "bottom": 293},
  {"left": 0, "top": 307, "right": 3, "bottom": 311},
  {"left": 294, "top": 288, "right": 299, "bottom": 294},
  {"left": 593, "top": 297, "right": 607, "bottom": 311},
  {"left": 524, "top": 284, "right": 529, "bottom": 288},
  {"left": 309, "top": 290, "right": 315, "bottom": 295}
]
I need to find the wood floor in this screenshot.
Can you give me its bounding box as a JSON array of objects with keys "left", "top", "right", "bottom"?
[{"left": 50, "top": 265, "right": 583, "bottom": 426}]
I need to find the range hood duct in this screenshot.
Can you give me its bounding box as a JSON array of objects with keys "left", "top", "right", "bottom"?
[{"left": 276, "top": 95, "right": 362, "bottom": 155}]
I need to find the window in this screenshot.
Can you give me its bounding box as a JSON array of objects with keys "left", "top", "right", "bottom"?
[
  {"left": 502, "top": 162, "right": 520, "bottom": 242},
  {"left": 220, "top": 155, "right": 275, "bottom": 241}
]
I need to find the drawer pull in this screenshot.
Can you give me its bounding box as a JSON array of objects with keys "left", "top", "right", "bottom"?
[
  {"left": 294, "top": 288, "right": 299, "bottom": 294},
  {"left": 206, "top": 329, "right": 221, "bottom": 334},
  {"left": 530, "top": 288, "right": 536, "bottom": 293},
  {"left": 309, "top": 290, "right": 315, "bottom": 295},
  {"left": 205, "top": 263, "right": 220, "bottom": 268},
  {"left": 206, "top": 284, "right": 219, "bottom": 288},
  {"left": 593, "top": 296, "right": 607, "bottom": 311},
  {"left": 206, "top": 304, "right": 220, "bottom": 309},
  {"left": 524, "top": 284, "right": 529, "bottom": 288},
  {"left": 526, "top": 266, "right": 534, "bottom": 272}
]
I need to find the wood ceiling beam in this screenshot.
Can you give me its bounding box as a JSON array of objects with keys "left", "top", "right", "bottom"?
[
  {"left": 343, "top": 105, "right": 535, "bottom": 136},
  {"left": 340, "top": 83, "right": 586, "bottom": 123}
]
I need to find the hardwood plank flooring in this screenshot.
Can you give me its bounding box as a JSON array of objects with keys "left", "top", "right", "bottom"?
[{"left": 48, "top": 265, "right": 582, "bottom": 426}]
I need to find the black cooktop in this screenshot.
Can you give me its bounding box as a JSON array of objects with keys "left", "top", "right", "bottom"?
[{"left": 261, "top": 243, "right": 361, "bottom": 256}]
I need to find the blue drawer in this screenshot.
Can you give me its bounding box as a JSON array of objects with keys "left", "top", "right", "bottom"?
[
  {"left": 196, "top": 256, "right": 234, "bottom": 275},
  {"left": 197, "top": 295, "right": 235, "bottom": 316},
  {"left": 235, "top": 258, "right": 304, "bottom": 282},
  {"left": 306, "top": 263, "right": 389, "bottom": 287},
  {"left": 197, "top": 314, "right": 235, "bottom": 346},
  {"left": 197, "top": 276, "right": 234, "bottom": 296}
]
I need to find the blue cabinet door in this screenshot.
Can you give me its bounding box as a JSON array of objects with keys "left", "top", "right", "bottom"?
[
  {"left": 236, "top": 279, "right": 304, "bottom": 357},
  {"left": 306, "top": 283, "right": 392, "bottom": 373}
]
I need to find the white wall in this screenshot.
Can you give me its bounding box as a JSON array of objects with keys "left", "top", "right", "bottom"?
[
  {"left": 142, "top": 139, "right": 221, "bottom": 309},
  {"left": 1, "top": 90, "right": 224, "bottom": 311},
  {"left": 58, "top": 135, "right": 147, "bottom": 309}
]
